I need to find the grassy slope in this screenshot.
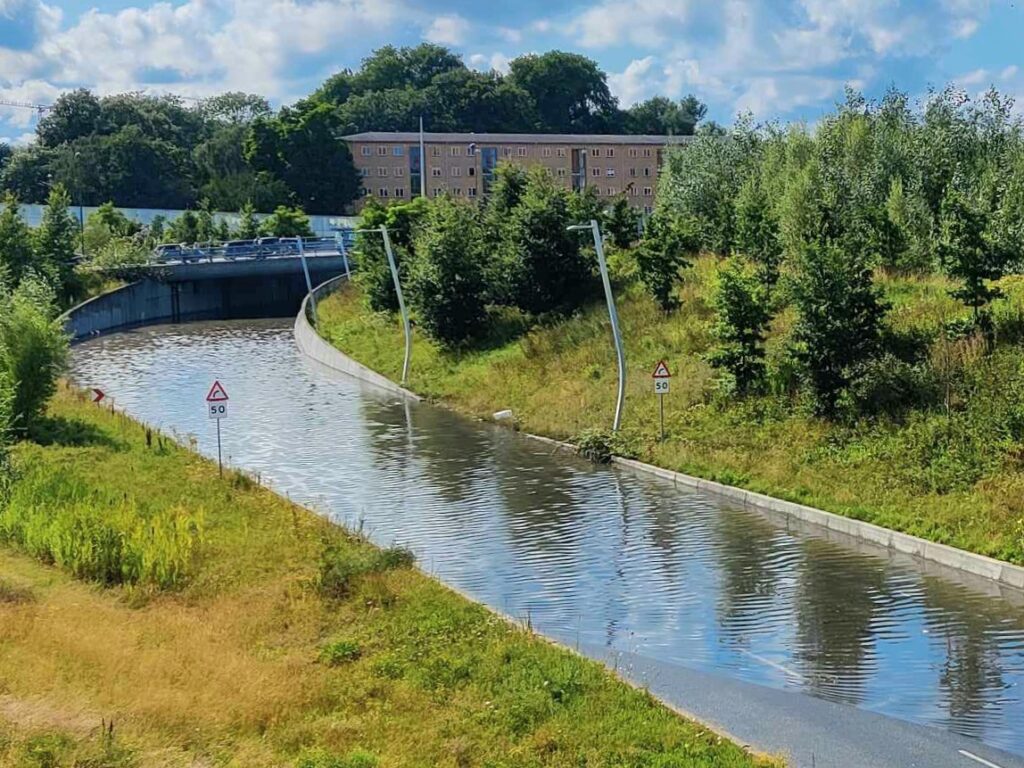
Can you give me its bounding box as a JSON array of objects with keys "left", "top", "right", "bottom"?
[
  {"left": 0, "top": 387, "right": 771, "bottom": 768},
  {"left": 317, "top": 261, "right": 1024, "bottom": 566}
]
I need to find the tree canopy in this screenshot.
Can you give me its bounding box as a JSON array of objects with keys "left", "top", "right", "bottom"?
[{"left": 1, "top": 44, "right": 706, "bottom": 214}]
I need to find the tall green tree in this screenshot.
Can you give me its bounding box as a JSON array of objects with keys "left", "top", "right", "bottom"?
[
  {"left": 635, "top": 213, "right": 696, "bottom": 311},
  {"left": 734, "top": 174, "right": 782, "bottom": 287},
  {"left": 0, "top": 193, "right": 34, "bottom": 285},
  {"left": 508, "top": 51, "right": 620, "bottom": 133},
  {"left": 938, "top": 186, "right": 1008, "bottom": 322},
  {"left": 709, "top": 259, "right": 771, "bottom": 394},
  {"left": 409, "top": 197, "right": 488, "bottom": 347},
  {"left": 34, "top": 184, "right": 80, "bottom": 304},
  {"left": 791, "top": 240, "right": 886, "bottom": 416},
  {"left": 236, "top": 201, "right": 260, "bottom": 239},
  {"left": 626, "top": 96, "right": 706, "bottom": 135},
  {"left": 260, "top": 206, "right": 313, "bottom": 238},
  {"left": 604, "top": 196, "right": 641, "bottom": 249}
]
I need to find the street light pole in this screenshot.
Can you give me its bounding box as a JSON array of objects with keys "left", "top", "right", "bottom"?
[
  {"left": 569, "top": 219, "right": 626, "bottom": 432},
  {"left": 296, "top": 236, "right": 317, "bottom": 325},
  {"left": 356, "top": 225, "right": 412, "bottom": 385}
]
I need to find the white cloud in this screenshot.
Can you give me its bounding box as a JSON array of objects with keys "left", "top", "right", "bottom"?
[
  {"left": 497, "top": 26, "right": 522, "bottom": 44},
  {"left": 608, "top": 56, "right": 656, "bottom": 106},
  {"left": 568, "top": 0, "right": 695, "bottom": 48},
  {"left": 734, "top": 75, "right": 843, "bottom": 116},
  {"left": 468, "top": 52, "right": 511, "bottom": 74},
  {"left": 424, "top": 13, "right": 469, "bottom": 46},
  {"left": 1001, "top": 65, "right": 1019, "bottom": 81}
]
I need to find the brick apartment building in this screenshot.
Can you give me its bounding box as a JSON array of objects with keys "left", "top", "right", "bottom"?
[{"left": 341, "top": 131, "right": 693, "bottom": 213}]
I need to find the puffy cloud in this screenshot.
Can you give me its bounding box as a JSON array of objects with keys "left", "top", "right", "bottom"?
[
  {"left": 608, "top": 56, "right": 656, "bottom": 106},
  {"left": 424, "top": 13, "right": 470, "bottom": 46},
  {"left": 568, "top": 0, "right": 695, "bottom": 48},
  {"left": 468, "top": 52, "right": 511, "bottom": 74}
]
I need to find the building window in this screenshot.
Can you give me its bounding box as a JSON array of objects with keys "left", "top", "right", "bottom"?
[
  {"left": 592, "top": 167, "right": 601, "bottom": 177},
  {"left": 628, "top": 148, "right": 638, "bottom": 158},
  {"left": 361, "top": 146, "right": 372, "bottom": 156},
  {"left": 451, "top": 167, "right": 461, "bottom": 177},
  {"left": 517, "top": 147, "right": 528, "bottom": 157},
  {"left": 359, "top": 187, "right": 369, "bottom": 197},
  {"left": 557, "top": 148, "right": 566, "bottom": 157},
  {"left": 643, "top": 186, "right": 653, "bottom": 196},
  {"left": 607, "top": 148, "right": 615, "bottom": 157},
  {"left": 643, "top": 167, "right": 651, "bottom": 177},
  {"left": 379, "top": 188, "right": 389, "bottom": 197},
  {"left": 377, "top": 167, "right": 388, "bottom": 176},
  {"left": 607, "top": 187, "right": 617, "bottom": 196},
  {"left": 432, "top": 146, "right": 442, "bottom": 157},
  {"left": 591, "top": 148, "right": 600, "bottom": 157},
  {"left": 377, "top": 146, "right": 388, "bottom": 156},
  {"left": 360, "top": 168, "right": 370, "bottom": 177},
  {"left": 630, "top": 186, "right": 639, "bottom": 197},
  {"left": 468, "top": 166, "right": 475, "bottom": 176},
  {"left": 393, "top": 146, "right": 404, "bottom": 156},
  {"left": 502, "top": 147, "right": 513, "bottom": 157},
  {"left": 431, "top": 167, "right": 442, "bottom": 177},
  {"left": 468, "top": 187, "right": 477, "bottom": 197},
  {"left": 606, "top": 168, "right": 615, "bottom": 177},
  {"left": 643, "top": 148, "right": 652, "bottom": 157},
  {"left": 644, "top": 205, "right": 653, "bottom": 215},
  {"left": 395, "top": 188, "right": 406, "bottom": 197},
  {"left": 450, "top": 146, "right": 461, "bottom": 156},
  {"left": 432, "top": 188, "right": 441, "bottom": 197},
  {"left": 541, "top": 147, "right": 552, "bottom": 157},
  {"left": 557, "top": 168, "right": 567, "bottom": 177},
  {"left": 453, "top": 187, "right": 463, "bottom": 196},
  {"left": 395, "top": 167, "right": 404, "bottom": 177},
  {"left": 629, "top": 167, "right": 637, "bottom": 177}
]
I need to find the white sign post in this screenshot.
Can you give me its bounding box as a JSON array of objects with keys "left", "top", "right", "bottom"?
[
  {"left": 652, "top": 361, "right": 671, "bottom": 441},
  {"left": 206, "top": 380, "right": 229, "bottom": 476}
]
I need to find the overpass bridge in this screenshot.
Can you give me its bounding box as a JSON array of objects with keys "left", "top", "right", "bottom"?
[{"left": 65, "top": 247, "right": 353, "bottom": 341}]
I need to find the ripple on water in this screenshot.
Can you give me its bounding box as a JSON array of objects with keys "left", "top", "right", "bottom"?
[{"left": 71, "top": 320, "right": 1024, "bottom": 757}]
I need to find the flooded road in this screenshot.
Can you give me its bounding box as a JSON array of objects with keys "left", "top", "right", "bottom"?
[{"left": 72, "top": 320, "right": 1024, "bottom": 764}]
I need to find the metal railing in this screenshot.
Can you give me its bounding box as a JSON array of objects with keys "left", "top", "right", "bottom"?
[{"left": 151, "top": 233, "right": 356, "bottom": 265}]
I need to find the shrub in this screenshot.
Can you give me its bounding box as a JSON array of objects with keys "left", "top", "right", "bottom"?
[
  {"left": 408, "top": 196, "right": 488, "bottom": 347},
  {"left": 576, "top": 428, "right": 613, "bottom": 463},
  {"left": 316, "top": 542, "right": 416, "bottom": 599},
  {"left": 733, "top": 174, "right": 782, "bottom": 286},
  {"left": 603, "top": 195, "right": 641, "bottom": 248},
  {"left": 938, "top": 186, "right": 1009, "bottom": 322},
  {"left": 845, "top": 353, "right": 939, "bottom": 418},
  {"left": 0, "top": 278, "right": 69, "bottom": 435},
  {"left": 259, "top": 205, "right": 313, "bottom": 237},
  {"left": 320, "top": 639, "right": 361, "bottom": 666},
  {"left": 709, "top": 258, "right": 771, "bottom": 394}
]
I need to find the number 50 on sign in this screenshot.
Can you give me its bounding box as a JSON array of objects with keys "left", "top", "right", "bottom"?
[{"left": 208, "top": 402, "right": 228, "bottom": 419}]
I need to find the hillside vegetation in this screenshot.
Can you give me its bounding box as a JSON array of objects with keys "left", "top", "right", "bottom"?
[
  {"left": 0, "top": 387, "right": 773, "bottom": 768},
  {"left": 320, "top": 85, "right": 1024, "bottom": 566}
]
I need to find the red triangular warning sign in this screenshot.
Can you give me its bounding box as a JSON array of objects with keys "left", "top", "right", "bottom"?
[
  {"left": 206, "top": 380, "right": 229, "bottom": 402},
  {"left": 652, "top": 360, "right": 671, "bottom": 378}
]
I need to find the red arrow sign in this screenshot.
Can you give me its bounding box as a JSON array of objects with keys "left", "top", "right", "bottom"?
[
  {"left": 91, "top": 388, "right": 105, "bottom": 403},
  {"left": 652, "top": 360, "right": 671, "bottom": 379},
  {"left": 206, "top": 380, "right": 229, "bottom": 402}
]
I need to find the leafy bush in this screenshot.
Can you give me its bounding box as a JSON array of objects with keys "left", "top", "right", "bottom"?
[
  {"left": 320, "top": 639, "right": 361, "bottom": 666},
  {"left": 259, "top": 205, "right": 313, "bottom": 237},
  {"left": 408, "top": 196, "right": 488, "bottom": 347},
  {"left": 316, "top": 542, "right": 416, "bottom": 599},
  {"left": 845, "top": 353, "right": 939, "bottom": 418},
  {"left": 0, "top": 278, "right": 69, "bottom": 435}
]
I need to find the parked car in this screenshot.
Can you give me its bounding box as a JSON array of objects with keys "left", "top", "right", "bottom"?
[{"left": 223, "top": 240, "right": 257, "bottom": 260}]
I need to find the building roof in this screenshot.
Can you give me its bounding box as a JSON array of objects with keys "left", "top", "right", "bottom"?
[{"left": 340, "top": 131, "right": 695, "bottom": 145}]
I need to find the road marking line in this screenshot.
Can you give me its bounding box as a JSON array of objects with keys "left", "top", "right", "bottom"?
[{"left": 959, "top": 749, "right": 1005, "bottom": 768}]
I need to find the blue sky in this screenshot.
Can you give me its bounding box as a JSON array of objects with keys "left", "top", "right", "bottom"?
[{"left": 1, "top": 0, "right": 1022, "bottom": 144}]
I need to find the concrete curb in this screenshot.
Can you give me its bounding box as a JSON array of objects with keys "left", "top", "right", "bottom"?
[
  {"left": 293, "top": 275, "right": 421, "bottom": 402},
  {"left": 293, "top": 291, "right": 1024, "bottom": 592}
]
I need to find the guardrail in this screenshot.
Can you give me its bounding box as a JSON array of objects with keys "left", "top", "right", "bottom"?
[{"left": 152, "top": 234, "right": 356, "bottom": 265}]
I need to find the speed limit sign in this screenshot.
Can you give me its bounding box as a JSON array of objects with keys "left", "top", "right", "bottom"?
[{"left": 208, "top": 401, "right": 228, "bottom": 419}]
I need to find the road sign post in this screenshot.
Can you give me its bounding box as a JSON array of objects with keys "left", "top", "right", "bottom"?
[
  {"left": 652, "top": 361, "right": 671, "bottom": 441},
  {"left": 206, "top": 380, "right": 229, "bottom": 476}
]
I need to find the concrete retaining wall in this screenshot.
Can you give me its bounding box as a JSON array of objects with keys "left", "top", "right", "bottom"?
[
  {"left": 293, "top": 294, "right": 1024, "bottom": 590},
  {"left": 293, "top": 275, "right": 421, "bottom": 401},
  {"left": 64, "top": 269, "right": 343, "bottom": 341}
]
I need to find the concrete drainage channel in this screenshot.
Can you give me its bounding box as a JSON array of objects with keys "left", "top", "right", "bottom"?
[{"left": 294, "top": 275, "right": 1024, "bottom": 592}]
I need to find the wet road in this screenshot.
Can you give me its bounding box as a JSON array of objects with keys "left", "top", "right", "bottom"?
[{"left": 72, "top": 320, "right": 1024, "bottom": 767}]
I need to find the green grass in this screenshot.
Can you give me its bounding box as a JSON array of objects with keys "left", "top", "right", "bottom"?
[
  {"left": 0, "top": 386, "right": 774, "bottom": 767},
  {"left": 317, "top": 265, "right": 1024, "bottom": 566}
]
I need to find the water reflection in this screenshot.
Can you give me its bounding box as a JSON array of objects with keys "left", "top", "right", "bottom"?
[{"left": 71, "top": 320, "right": 1024, "bottom": 757}]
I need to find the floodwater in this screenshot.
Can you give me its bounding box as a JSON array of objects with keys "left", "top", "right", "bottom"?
[{"left": 71, "top": 319, "right": 1024, "bottom": 758}]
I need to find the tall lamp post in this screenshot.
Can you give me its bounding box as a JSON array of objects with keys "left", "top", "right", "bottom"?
[
  {"left": 568, "top": 219, "right": 626, "bottom": 432},
  {"left": 355, "top": 225, "right": 411, "bottom": 385}
]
